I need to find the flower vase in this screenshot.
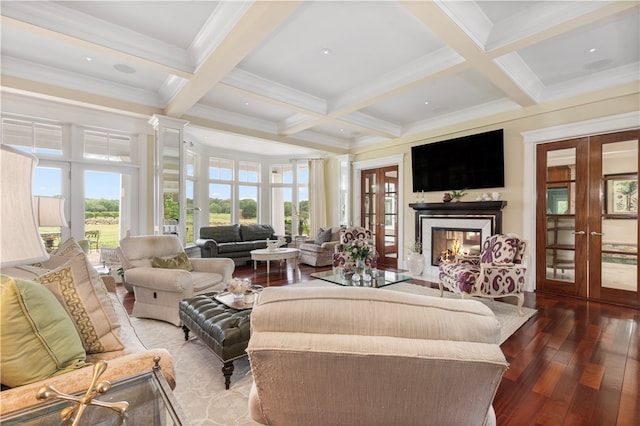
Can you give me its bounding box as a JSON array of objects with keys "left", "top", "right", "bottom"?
[
  {"left": 406, "top": 252, "right": 425, "bottom": 276},
  {"left": 352, "top": 258, "right": 365, "bottom": 282}
]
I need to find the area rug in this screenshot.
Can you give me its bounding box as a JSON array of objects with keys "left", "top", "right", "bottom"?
[{"left": 130, "top": 281, "right": 536, "bottom": 425}]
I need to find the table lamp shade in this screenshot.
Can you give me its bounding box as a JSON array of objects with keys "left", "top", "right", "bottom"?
[
  {"left": 34, "top": 196, "right": 68, "bottom": 227},
  {"left": 1, "top": 145, "right": 49, "bottom": 268}
]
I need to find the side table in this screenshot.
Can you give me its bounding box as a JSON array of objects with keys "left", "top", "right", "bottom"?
[{"left": 1, "top": 363, "right": 188, "bottom": 425}]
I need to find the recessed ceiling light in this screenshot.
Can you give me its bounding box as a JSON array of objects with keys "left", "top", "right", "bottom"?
[
  {"left": 340, "top": 128, "right": 344, "bottom": 132},
  {"left": 244, "top": 102, "right": 249, "bottom": 106},
  {"left": 85, "top": 56, "right": 93, "bottom": 62},
  {"left": 588, "top": 48, "right": 597, "bottom": 53},
  {"left": 113, "top": 63, "right": 136, "bottom": 74},
  {"left": 321, "top": 48, "right": 331, "bottom": 55},
  {"left": 424, "top": 100, "right": 430, "bottom": 105}
]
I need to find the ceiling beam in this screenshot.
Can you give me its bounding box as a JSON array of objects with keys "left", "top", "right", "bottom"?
[
  {"left": 163, "top": 1, "right": 303, "bottom": 117},
  {"left": 0, "top": 16, "right": 193, "bottom": 79},
  {"left": 401, "top": 1, "right": 537, "bottom": 108}
]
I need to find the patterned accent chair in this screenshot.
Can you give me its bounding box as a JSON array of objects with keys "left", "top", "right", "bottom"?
[
  {"left": 439, "top": 234, "right": 527, "bottom": 315},
  {"left": 331, "top": 227, "right": 373, "bottom": 272}
]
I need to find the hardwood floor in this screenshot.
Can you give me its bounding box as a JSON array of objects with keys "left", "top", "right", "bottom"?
[{"left": 117, "top": 262, "right": 639, "bottom": 426}]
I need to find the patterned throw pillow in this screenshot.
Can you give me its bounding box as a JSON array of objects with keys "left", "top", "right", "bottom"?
[
  {"left": 34, "top": 237, "right": 85, "bottom": 270},
  {"left": 481, "top": 235, "right": 518, "bottom": 264},
  {"left": 35, "top": 253, "right": 124, "bottom": 354},
  {"left": 151, "top": 252, "right": 194, "bottom": 271},
  {"left": 1, "top": 275, "right": 86, "bottom": 387}
]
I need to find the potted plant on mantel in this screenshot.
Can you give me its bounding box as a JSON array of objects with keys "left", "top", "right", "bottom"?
[{"left": 450, "top": 189, "right": 467, "bottom": 202}]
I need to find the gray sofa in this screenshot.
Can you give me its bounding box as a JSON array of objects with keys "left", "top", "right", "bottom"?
[{"left": 196, "top": 224, "right": 289, "bottom": 263}]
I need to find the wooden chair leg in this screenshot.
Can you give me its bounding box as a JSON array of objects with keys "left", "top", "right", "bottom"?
[{"left": 222, "top": 361, "right": 234, "bottom": 390}]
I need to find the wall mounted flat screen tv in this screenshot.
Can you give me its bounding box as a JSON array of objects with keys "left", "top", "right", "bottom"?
[{"left": 411, "top": 129, "right": 504, "bottom": 192}]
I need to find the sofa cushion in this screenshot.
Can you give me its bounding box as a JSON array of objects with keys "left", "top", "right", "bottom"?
[
  {"left": 315, "top": 227, "right": 333, "bottom": 244},
  {"left": 240, "top": 224, "right": 274, "bottom": 241},
  {"left": 152, "top": 252, "right": 193, "bottom": 271},
  {"left": 217, "top": 241, "right": 255, "bottom": 254},
  {"left": 1, "top": 275, "right": 87, "bottom": 388},
  {"left": 200, "top": 225, "right": 241, "bottom": 243},
  {"left": 299, "top": 242, "right": 325, "bottom": 253},
  {"left": 35, "top": 253, "right": 124, "bottom": 354}
]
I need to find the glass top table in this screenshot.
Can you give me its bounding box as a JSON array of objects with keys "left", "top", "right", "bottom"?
[
  {"left": 311, "top": 269, "right": 413, "bottom": 288},
  {"left": 2, "top": 366, "right": 188, "bottom": 425}
]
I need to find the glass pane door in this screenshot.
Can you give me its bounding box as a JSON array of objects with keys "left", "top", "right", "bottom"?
[
  {"left": 589, "top": 131, "right": 639, "bottom": 306},
  {"left": 84, "top": 171, "right": 133, "bottom": 261},
  {"left": 536, "top": 138, "right": 588, "bottom": 297}
]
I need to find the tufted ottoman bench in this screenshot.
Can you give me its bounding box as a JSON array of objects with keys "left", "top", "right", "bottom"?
[{"left": 179, "top": 292, "right": 252, "bottom": 389}]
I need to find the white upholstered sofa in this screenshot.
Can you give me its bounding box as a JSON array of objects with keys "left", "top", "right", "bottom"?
[
  {"left": 117, "top": 234, "right": 234, "bottom": 326},
  {"left": 1, "top": 262, "right": 175, "bottom": 416},
  {"left": 247, "top": 286, "right": 508, "bottom": 426}
]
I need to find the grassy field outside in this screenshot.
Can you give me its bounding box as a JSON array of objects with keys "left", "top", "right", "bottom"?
[{"left": 75, "top": 213, "right": 289, "bottom": 248}]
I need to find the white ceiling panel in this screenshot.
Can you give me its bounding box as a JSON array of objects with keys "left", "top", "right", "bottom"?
[
  {"left": 237, "top": 1, "right": 445, "bottom": 99},
  {"left": 198, "top": 87, "right": 296, "bottom": 123},
  {"left": 57, "top": 1, "right": 220, "bottom": 50},
  {"left": 1, "top": 1, "right": 637, "bottom": 156},
  {"left": 517, "top": 10, "right": 640, "bottom": 86},
  {"left": 360, "top": 70, "right": 507, "bottom": 126}
]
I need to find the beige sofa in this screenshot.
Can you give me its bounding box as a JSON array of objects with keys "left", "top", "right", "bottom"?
[
  {"left": 247, "top": 286, "right": 508, "bottom": 426},
  {"left": 0, "top": 272, "right": 175, "bottom": 416}
]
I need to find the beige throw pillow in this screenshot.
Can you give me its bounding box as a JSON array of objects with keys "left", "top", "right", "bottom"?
[
  {"left": 35, "top": 253, "right": 123, "bottom": 354},
  {"left": 33, "top": 237, "right": 85, "bottom": 270}
]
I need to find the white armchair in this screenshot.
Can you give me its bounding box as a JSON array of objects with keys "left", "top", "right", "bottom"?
[{"left": 117, "top": 235, "right": 234, "bottom": 326}]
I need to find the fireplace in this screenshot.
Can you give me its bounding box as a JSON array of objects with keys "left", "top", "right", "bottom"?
[
  {"left": 431, "top": 227, "right": 482, "bottom": 266},
  {"left": 409, "top": 201, "right": 507, "bottom": 278}
]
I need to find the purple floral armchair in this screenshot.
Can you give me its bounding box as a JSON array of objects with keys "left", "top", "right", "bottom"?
[
  {"left": 331, "top": 227, "right": 374, "bottom": 273},
  {"left": 438, "top": 234, "right": 527, "bottom": 315}
]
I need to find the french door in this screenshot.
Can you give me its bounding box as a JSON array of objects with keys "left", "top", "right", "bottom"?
[
  {"left": 361, "top": 166, "right": 398, "bottom": 268},
  {"left": 536, "top": 130, "right": 639, "bottom": 307}
]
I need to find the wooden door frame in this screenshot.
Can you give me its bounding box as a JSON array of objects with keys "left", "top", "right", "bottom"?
[
  {"left": 535, "top": 138, "right": 589, "bottom": 298},
  {"left": 352, "top": 154, "right": 405, "bottom": 266},
  {"left": 360, "top": 165, "right": 399, "bottom": 268},
  {"left": 587, "top": 130, "right": 640, "bottom": 307},
  {"left": 522, "top": 111, "right": 639, "bottom": 293}
]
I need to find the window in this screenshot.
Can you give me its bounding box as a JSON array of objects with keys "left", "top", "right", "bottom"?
[
  {"left": 271, "top": 162, "right": 309, "bottom": 236},
  {"left": 206, "top": 157, "right": 262, "bottom": 226},
  {"left": 3, "top": 114, "right": 141, "bottom": 264},
  {"left": 83, "top": 129, "right": 132, "bottom": 162},
  {"left": 239, "top": 161, "right": 260, "bottom": 224},
  {"left": 208, "top": 158, "right": 233, "bottom": 225},
  {"left": 186, "top": 151, "right": 197, "bottom": 244},
  {"left": 2, "top": 117, "right": 63, "bottom": 156}
]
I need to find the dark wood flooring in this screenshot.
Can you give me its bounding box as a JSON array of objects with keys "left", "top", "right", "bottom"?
[{"left": 117, "top": 261, "right": 639, "bottom": 426}]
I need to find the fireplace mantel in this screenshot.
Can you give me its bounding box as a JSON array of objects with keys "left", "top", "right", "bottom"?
[
  {"left": 408, "top": 200, "right": 507, "bottom": 212},
  {"left": 409, "top": 201, "right": 507, "bottom": 243}
]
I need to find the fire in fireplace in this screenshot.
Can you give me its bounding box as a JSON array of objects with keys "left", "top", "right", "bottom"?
[{"left": 431, "top": 228, "right": 482, "bottom": 266}]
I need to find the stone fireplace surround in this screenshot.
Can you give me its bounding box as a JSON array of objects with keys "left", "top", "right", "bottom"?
[{"left": 409, "top": 201, "right": 507, "bottom": 279}]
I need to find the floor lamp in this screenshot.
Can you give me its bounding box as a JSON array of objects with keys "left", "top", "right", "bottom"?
[{"left": 0, "top": 145, "right": 49, "bottom": 269}]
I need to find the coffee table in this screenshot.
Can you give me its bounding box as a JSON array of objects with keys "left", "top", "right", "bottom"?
[
  {"left": 1, "top": 363, "right": 187, "bottom": 425},
  {"left": 251, "top": 248, "right": 300, "bottom": 275},
  {"left": 311, "top": 269, "right": 412, "bottom": 288}
]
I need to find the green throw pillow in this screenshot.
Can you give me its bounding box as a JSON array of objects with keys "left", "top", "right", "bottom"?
[
  {"left": 1, "top": 275, "right": 87, "bottom": 388},
  {"left": 151, "top": 252, "right": 193, "bottom": 271}
]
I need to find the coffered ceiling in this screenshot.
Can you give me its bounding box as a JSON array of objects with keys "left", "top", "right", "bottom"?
[{"left": 1, "top": 1, "right": 638, "bottom": 156}]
